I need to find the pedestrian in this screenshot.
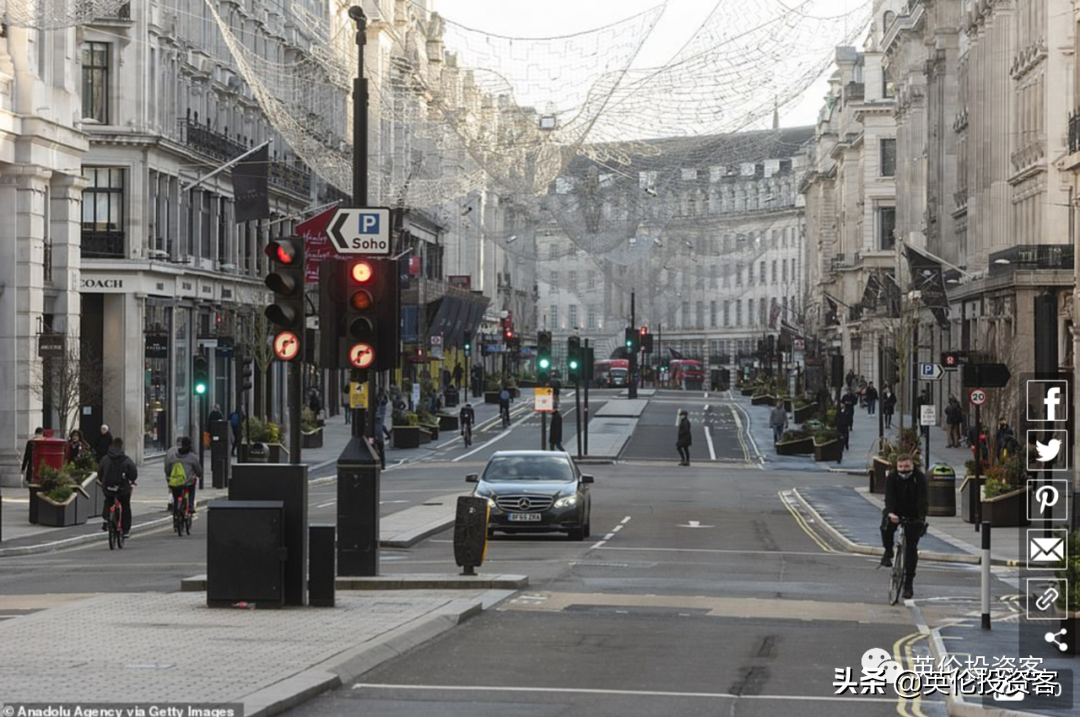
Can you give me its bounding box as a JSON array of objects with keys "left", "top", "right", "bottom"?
[
  {"left": 373, "top": 392, "right": 390, "bottom": 469},
  {"left": 882, "top": 386, "right": 896, "bottom": 429},
  {"left": 99, "top": 436, "right": 137, "bottom": 538},
  {"left": 453, "top": 363, "right": 464, "bottom": 389},
  {"left": 676, "top": 409, "right": 692, "bottom": 466},
  {"left": 845, "top": 369, "right": 857, "bottom": 392},
  {"left": 549, "top": 407, "right": 564, "bottom": 451},
  {"left": 207, "top": 404, "right": 224, "bottom": 423},
  {"left": 94, "top": 424, "right": 113, "bottom": 461},
  {"left": 307, "top": 389, "right": 322, "bottom": 418},
  {"left": 840, "top": 387, "right": 858, "bottom": 421},
  {"left": 837, "top": 403, "right": 852, "bottom": 452},
  {"left": 864, "top": 382, "right": 878, "bottom": 415},
  {"left": 769, "top": 402, "right": 788, "bottom": 444},
  {"left": 945, "top": 397, "right": 963, "bottom": 448},
  {"left": 857, "top": 375, "right": 868, "bottom": 407},
  {"left": 229, "top": 407, "right": 244, "bottom": 457},
  {"left": 165, "top": 436, "right": 202, "bottom": 513},
  {"left": 67, "top": 429, "right": 90, "bottom": 463},
  {"left": 21, "top": 427, "right": 44, "bottom": 483}
]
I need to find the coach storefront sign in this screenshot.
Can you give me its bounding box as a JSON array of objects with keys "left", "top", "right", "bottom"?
[
  {"left": 81, "top": 277, "right": 125, "bottom": 292},
  {"left": 145, "top": 334, "right": 169, "bottom": 360}
]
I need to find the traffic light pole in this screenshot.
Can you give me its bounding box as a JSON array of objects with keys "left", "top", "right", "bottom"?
[
  {"left": 583, "top": 339, "right": 590, "bottom": 456},
  {"left": 629, "top": 291, "right": 638, "bottom": 399},
  {"left": 575, "top": 378, "right": 582, "bottom": 460},
  {"left": 289, "top": 360, "right": 302, "bottom": 464},
  {"left": 351, "top": 5, "right": 372, "bottom": 442}
]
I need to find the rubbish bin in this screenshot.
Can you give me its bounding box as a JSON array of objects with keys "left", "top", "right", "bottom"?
[
  {"left": 245, "top": 442, "right": 269, "bottom": 464},
  {"left": 30, "top": 432, "right": 68, "bottom": 485},
  {"left": 928, "top": 463, "right": 956, "bottom": 517},
  {"left": 444, "top": 386, "right": 460, "bottom": 408}
]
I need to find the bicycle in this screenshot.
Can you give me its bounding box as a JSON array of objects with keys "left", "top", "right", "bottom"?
[
  {"left": 887, "top": 517, "right": 923, "bottom": 605},
  {"left": 105, "top": 490, "right": 124, "bottom": 550},
  {"left": 500, "top": 405, "right": 511, "bottom": 428},
  {"left": 461, "top": 422, "right": 473, "bottom": 448},
  {"left": 173, "top": 486, "right": 193, "bottom": 537}
]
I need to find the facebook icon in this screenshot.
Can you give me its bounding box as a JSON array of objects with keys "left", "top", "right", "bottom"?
[{"left": 1027, "top": 379, "right": 1069, "bottom": 422}]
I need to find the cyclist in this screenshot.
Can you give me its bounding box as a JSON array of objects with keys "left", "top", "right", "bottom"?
[
  {"left": 99, "top": 437, "right": 138, "bottom": 538},
  {"left": 165, "top": 436, "right": 202, "bottom": 516},
  {"left": 498, "top": 386, "right": 512, "bottom": 427},
  {"left": 880, "top": 453, "right": 928, "bottom": 599},
  {"left": 459, "top": 401, "right": 476, "bottom": 447}
]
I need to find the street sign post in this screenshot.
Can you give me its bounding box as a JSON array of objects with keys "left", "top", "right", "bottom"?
[
  {"left": 327, "top": 207, "right": 392, "bottom": 255},
  {"left": 969, "top": 388, "right": 987, "bottom": 406},
  {"left": 919, "top": 363, "right": 944, "bottom": 381},
  {"left": 535, "top": 387, "right": 555, "bottom": 413},
  {"left": 920, "top": 405, "right": 937, "bottom": 426}
]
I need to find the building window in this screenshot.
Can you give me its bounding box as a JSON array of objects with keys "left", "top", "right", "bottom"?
[
  {"left": 760, "top": 300, "right": 768, "bottom": 326},
  {"left": 81, "top": 167, "right": 125, "bottom": 258},
  {"left": 568, "top": 304, "right": 578, "bottom": 329},
  {"left": 771, "top": 260, "right": 777, "bottom": 284},
  {"left": 760, "top": 261, "right": 767, "bottom": 285},
  {"left": 878, "top": 206, "right": 897, "bottom": 251},
  {"left": 723, "top": 300, "right": 730, "bottom": 327},
  {"left": 696, "top": 267, "right": 704, "bottom": 290},
  {"left": 548, "top": 244, "right": 558, "bottom": 260},
  {"left": 550, "top": 270, "right": 558, "bottom": 288},
  {"left": 710, "top": 265, "right": 718, "bottom": 289},
  {"left": 710, "top": 300, "right": 717, "bottom": 328},
  {"left": 587, "top": 271, "right": 596, "bottom": 290},
  {"left": 81, "top": 42, "right": 110, "bottom": 123},
  {"left": 748, "top": 298, "right": 755, "bottom": 326},
  {"left": 747, "top": 263, "right": 754, "bottom": 285},
  {"left": 568, "top": 270, "right": 577, "bottom": 292},
  {"left": 880, "top": 138, "right": 896, "bottom": 177},
  {"left": 587, "top": 306, "right": 597, "bottom": 330},
  {"left": 782, "top": 258, "right": 788, "bottom": 283},
  {"left": 696, "top": 301, "right": 704, "bottom": 330},
  {"left": 550, "top": 305, "right": 559, "bottom": 329},
  {"left": 735, "top": 300, "right": 742, "bottom": 327},
  {"left": 682, "top": 301, "right": 690, "bottom": 329}
]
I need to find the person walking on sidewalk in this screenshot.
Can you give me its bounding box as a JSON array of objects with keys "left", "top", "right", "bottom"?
[
  {"left": 840, "top": 387, "right": 858, "bottom": 423},
  {"left": 945, "top": 397, "right": 963, "bottom": 448},
  {"left": 207, "top": 404, "right": 224, "bottom": 424},
  {"left": 21, "top": 427, "right": 43, "bottom": 483},
  {"left": 165, "top": 436, "right": 202, "bottom": 514},
  {"left": 837, "top": 402, "right": 852, "bottom": 452},
  {"left": 769, "top": 403, "right": 788, "bottom": 444},
  {"left": 882, "top": 385, "right": 896, "bottom": 429},
  {"left": 67, "top": 429, "right": 90, "bottom": 463},
  {"left": 549, "top": 407, "right": 565, "bottom": 452},
  {"left": 864, "top": 382, "right": 878, "bottom": 415},
  {"left": 676, "top": 410, "right": 692, "bottom": 466},
  {"left": 99, "top": 437, "right": 138, "bottom": 538},
  {"left": 880, "top": 453, "right": 928, "bottom": 600},
  {"left": 453, "top": 363, "right": 464, "bottom": 389},
  {"left": 373, "top": 392, "right": 390, "bottom": 469},
  {"left": 94, "top": 424, "right": 113, "bottom": 462}
]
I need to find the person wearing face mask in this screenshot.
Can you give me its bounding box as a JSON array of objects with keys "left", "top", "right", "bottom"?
[{"left": 880, "top": 454, "right": 928, "bottom": 599}]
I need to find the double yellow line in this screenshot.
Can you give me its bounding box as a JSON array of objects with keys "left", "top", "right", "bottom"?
[
  {"left": 778, "top": 490, "right": 838, "bottom": 553},
  {"left": 893, "top": 631, "right": 931, "bottom": 717}
]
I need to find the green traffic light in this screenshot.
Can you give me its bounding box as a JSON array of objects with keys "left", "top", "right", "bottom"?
[
  {"left": 569, "top": 360, "right": 579, "bottom": 370},
  {"left": 539, "top": 357, "right": 551, "bottom": 369},
  {"left": 194, "top": 383, "right": 207, "bottom": 395}
]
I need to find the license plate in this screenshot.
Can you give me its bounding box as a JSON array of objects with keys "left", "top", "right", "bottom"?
[{"left": 508, "top": 513, "right": 542, "bottom": 522}]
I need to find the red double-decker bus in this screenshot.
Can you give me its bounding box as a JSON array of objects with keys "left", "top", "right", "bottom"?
[
  {"left": 593, "top": 359, "right": 629, "bottom": 387},
  {"left": 670, "top": 359, "right": 704, "bottom": 389}
]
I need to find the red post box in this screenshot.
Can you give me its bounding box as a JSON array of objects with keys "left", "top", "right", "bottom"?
[{"left": 30, "top": 431, "right": 68, "bottom": 484}]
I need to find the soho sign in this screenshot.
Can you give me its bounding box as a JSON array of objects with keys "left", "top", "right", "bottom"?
[{"left": 81, "top": 278, "right": 125, "bottom": 291}]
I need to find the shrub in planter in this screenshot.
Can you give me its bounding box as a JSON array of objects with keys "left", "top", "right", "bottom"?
[
  {"left": 775, "top": 429, "right": 814, "bottom": 455},
  {"left": 793, "top": 402, "right": 818, "bottom": 424},
  {"left": 34, "top": 465, "right": 87, "bottom": 527}
]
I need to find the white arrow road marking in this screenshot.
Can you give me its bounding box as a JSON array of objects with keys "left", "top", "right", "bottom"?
[{"left": 679, "top": 520, "right": 714, "bottom": 529}]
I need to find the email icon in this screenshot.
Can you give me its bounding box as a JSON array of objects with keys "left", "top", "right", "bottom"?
[{"left": 1027, "top": 530, "right": 1067, "bottom": 569}]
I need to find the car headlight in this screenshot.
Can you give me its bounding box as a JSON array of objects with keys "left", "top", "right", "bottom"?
[
  {"left": 486, "top": 497, "right": 498, "bottom": 509},
  {"left": 553, "top": 494, "right": 578, "bottom": 509}
]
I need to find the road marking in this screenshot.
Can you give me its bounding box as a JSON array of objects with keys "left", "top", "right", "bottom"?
[
  {"left": 596, "top": 546, "right": 859, "bottom": 558},
  {"left": 611, "top": 525, "right": 623, "bottom": 533},
  {"left": 704, "top": 423, "right": 716, "bottom": 461},
  {"left": 778, "top": 490, "right": 837, "bottom": 554},
  {"left": 591, "top": 515, "right": 631, "bottom": 550},
  {"left": 679, "top": 520, "right": 714, "bottom": 529},
  {"left": 620, "top": 516, "right": 632, "bottom": 524},
  {"left": 350, "top": 684, "right": 897, "bottom": 703}
]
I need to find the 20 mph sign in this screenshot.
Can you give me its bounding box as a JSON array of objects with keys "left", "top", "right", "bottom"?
[
  {"left": 327, "top": 207, "right": 392, "bottom": 255},
  {"left": 969, "top": 389, "right": 987, "bottom": 406}
]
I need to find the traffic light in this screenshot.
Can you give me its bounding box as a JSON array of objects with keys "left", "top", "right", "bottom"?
[
  {"left": 567, "top": 335, "right": 581, "bottom": 382},
  {"left": 463, "top": 332, "right": 473, "bottom": 358},
  {"left": 265, "top": 237, "right": 305, "bottom": 363},
  {"left": 642, "top": 333, "right": 654, "bottom": 354},
  {"left": 193, "top": 355, "right": 209, "bottom": 396},
  {"left": 941, "top": 351, "right": 963, "bottom": 370},
  {"left": 537, "top": 331, "right": 552, "bottom": 384},
  {"left": 343, "top": 258, "right": 378, "bottom": 372},
  {"left": 239, "top": 354, "right": 253, "bottom": 392},
  {"left": 624, "top": 327, "right": 638, "bottom": 354}
]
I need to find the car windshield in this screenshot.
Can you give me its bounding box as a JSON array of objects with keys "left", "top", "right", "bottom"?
[{"left": 482, "top": 456, "right": 575, "bottom": 482}]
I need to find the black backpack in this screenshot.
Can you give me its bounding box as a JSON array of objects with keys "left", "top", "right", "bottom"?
[{"left": 100, "top": 455, "right": 127, "bottom": 490}]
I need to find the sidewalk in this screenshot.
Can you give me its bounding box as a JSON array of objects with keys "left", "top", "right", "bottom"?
[{"left": 0, "top": 588, "right": 501, "bottom": 716}]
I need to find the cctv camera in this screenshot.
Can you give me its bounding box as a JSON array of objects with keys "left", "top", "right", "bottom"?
[{"left": 348, "top": 6, "right": 366, "bottom": 22}]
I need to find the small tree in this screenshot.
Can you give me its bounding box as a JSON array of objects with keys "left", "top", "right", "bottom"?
[
  {"left": 30, "top": 333, "right": 106, "bottom": 438},
  {"left": 252, "top": 313, "right": 273, "bottom": 420}
]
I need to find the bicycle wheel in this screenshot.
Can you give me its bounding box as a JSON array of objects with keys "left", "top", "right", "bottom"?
[
  {"left": 174, "top": 508, "right": 183, "bottom": 537},
  {"left": 115, "top": 524, "right": 124, "bottom": 549},
  {"left": 108, "top": 526, "right": 116, "bottom": 550},
  {"left": 185, "top": 510, "right": 192, "bottom": 535}
]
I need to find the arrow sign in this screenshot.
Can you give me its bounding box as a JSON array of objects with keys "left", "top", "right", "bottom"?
[
  {"left": 919, "top": 363, "right": 944, "bottom": 381},
  {"left": 962, "top": 363, "right": 1011, "bottom": 388},
  {"left": 327, "top": 207, "right": 392, "bottom": 255},
  {"left": 679, "top": 520, "right": 714, "bottom": 529}
]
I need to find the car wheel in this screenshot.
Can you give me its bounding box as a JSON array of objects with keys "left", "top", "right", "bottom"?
[{"left": 568, "top": 525, "right": 585, "bottom": 541}]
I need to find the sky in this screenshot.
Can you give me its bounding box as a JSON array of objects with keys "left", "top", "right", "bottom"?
[{"left": 435, "top": 0, "right": 867, "bottom": 131}]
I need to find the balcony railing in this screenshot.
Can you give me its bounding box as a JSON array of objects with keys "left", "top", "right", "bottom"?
[
  {"left": 178, "top": 117, "right": 248, "bottom": 163},
  {"left": 1070, "top": 108, "right": 1080, "bottom": 154},
  {"left": 81, "top": 231, "right": 125, "bottom": 259},
  {"left": 988, "top": 244, "right": 1075, "bottom": 277},
  {"left": 269, "top": 160, "right": 312, "bottom": 197}
]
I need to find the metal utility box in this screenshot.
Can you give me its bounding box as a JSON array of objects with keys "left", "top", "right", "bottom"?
[{"left": 207, "top": 501, "right": 285, "bottom": 608}]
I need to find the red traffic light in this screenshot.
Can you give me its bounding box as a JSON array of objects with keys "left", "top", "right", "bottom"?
[
  {"left": 640, "top": 326, "right": 648, "bottom": 336},
  {"left": 266, "top": 239, "right": 299, "bottom": 265},
  {"left": 350, "top": 260, "right": 374, "bottom": 284},
  {"left": 504, "top": 329, "right": 514, "bottom": 340},
  {"left": 350, "top": 289, "right": 373, "bottom": 311}
]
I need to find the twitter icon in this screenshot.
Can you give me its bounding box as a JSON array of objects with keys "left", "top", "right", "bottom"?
[{"left": 1028, "top": 430, "right": 1069, "bottom": 471}]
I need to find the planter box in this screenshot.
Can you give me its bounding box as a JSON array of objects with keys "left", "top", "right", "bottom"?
[
  {"left": 419, "top": 428, "right": 433, "bottom": 445},
  {"left": 36, "top": 486, "right": 90, "bottom": 527},
  {"left": 484, "top": 391, "right": 501, "bottom": 405},
  {"left": 740, "top": 387, "right": 755, "bottom": 397},
  {"left": 751, "top": 394, "right": 775, "bottom": 407},
  {"left": 814, "top": 439, "right": 843, "bottom": 463},
  {"left": 870, "top": 457, "right": 891, "bottom": 494},
  {"left": 301, "top": 429, "right": 323, "bottom": 449},
  {"left": 793, "top": 403, "right": 818, "bottom": 424},
  {"left": 518, "top": 379, "right": 537, "bottom": 389},
  {"left": 80, "top": 473, "right": 103, "bottom": 518},
  {"left": 980, "top": 486, "right": 1030, "bottom": 527},
  {"left": 422, "top": 425, "right": 440, "bottom": 441},
  {"left": 775, "top": 436, "right": 814, "bottom": 455},
  {"left": 268, "top": 444, "right": 288, "bottom": 463},
  {"left": 438, "top": 414, "right": 459, "bottom": 432},
  {"left": 393, "top": 426, "right": 420, "bottom": 449}
]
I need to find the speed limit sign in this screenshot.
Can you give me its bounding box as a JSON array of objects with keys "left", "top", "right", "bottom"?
[{"left": 969, "top": 388, "right": 987, "bottom": 406}]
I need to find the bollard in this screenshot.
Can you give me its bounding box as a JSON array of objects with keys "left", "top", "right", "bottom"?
[{"left": 981, "top": 521, "right": 991, "bottom": 630}]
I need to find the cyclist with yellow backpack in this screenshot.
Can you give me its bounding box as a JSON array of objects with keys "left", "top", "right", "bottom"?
[{"left": 165, "top": 436, "right": 202, "bottom": 516}]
